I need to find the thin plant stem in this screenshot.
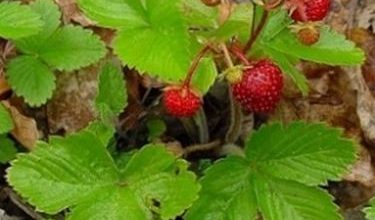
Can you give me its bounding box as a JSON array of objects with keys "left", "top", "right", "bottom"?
[
  {"left": 220, "top": 43, "right": 235, "bottom": 68},
  {"left": 229, "top": 45, "right": 251, "bottom": 66},
  {"left": 243, "top": 10, "right": 269, "bottom": 53},
  {"left": 183, "top": 45, "right": 211, "bottom": 87}
]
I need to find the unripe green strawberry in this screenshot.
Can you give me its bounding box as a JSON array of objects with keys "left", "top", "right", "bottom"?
[
  {"left": 163, "top": 85, "right": 201, "bottom": 117},
  {"left": 231, "top": 59, "right": 283, "bottom": 113}
]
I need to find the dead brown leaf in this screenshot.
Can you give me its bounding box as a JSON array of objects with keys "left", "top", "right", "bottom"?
[
  {"left": 346, "top": 66, "right": 375, "bottom": 145},
  {"left": 47, "top": 66, "right": 98, "bottom": 134},
  {"left": 345, "top": 146, "right": 375, "bottom": 187},
  {"left": 357, "top": 1, "right": 375, "bottom": 32},
  {"left": 0, "top": 75, "right": 10, "bottom": 99},
  {"left": 2, "top": 101, "right": 39, "bottom": 150},
  {"left": 55, "top": 0, "right": 94, "bottom": 26}
]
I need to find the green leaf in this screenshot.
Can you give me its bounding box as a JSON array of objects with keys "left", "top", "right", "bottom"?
[
  {"left": 7, "top": 131, "right": 119, "bottom": 213},
  {"left": 7, "top": 132, "right": 199, "bottom": 219},
  {"left": 15, "top": 0, "right": 61, "bottom": 53},
  {"left": 183, "top": 1, "right": 253, "bottom": 43},
  {"left": 253, "top": 174, "right": 341, "bottom": 220},
  {"left": 192, "top": 57, "right": 217, "bottom": 94},
  {"left": 68, "top": 187, "right": 147, "bottom": 220},
  {"left": 0, "top": 135, "right": 17, "bottom": 164},
  {"left": 246, "top": 122, "right": 357, "bottom": 185},
  {"left": 113, "top": 0, "right": 191, "bottom": 82},
  {"left": 264, "top": 26, "right": 365, "bottom": 65},
  {"left": 364, "top": 199, "right": 375, "bottom": 220},
  {"left": 0, "top": 103, "right": 13, "bottom": 134},
  {"left": 181, "top": 0, "right": 217, "bottom": 28},
  {"left": 84, "top": 121, "right": 115, "bottom": 147},
  {"left": 35, "top": 25, "right": 107, "bottom": 71},
  {"left": 6, "top": 56, "right": 56, "bottom": 106},
  {"left": 147, "top": 118, "right": 167, "bottom": 141},
  {"left": 203, "top": 4, "right": 253, "bottom": 42},
  {"left": 95, "top": 63, "right": 127, "bottom": 118},
  {"left": 187, "top": 122, "right": 356, "bottom": 220},
  {"left": 0, "top": 2, "right": 43, "bottom": 39},
  {"left": 260, "top": 10, "right": 291, "bottom": 42},
  {"left": 13, "top": 0, "right": 106, "bottom": 72},
  {"left": 264, "top": 47, "right": 309, "bottom": 95},
  {"left": 186, "top": 156, "right": 257, "bottom": 220},
  {"left": 77, "top": 0, "right": 146, "bottom": 29}
]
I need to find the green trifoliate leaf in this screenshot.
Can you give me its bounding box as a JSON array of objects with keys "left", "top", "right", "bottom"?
[
  {"left": 0, "top": 135, "right": 17, "bottom": 164},
  {"left": 7, "top": 132, "right": 199, "bottom": 219},
  {"left": 0, "top": 2, "right": 43, "bottom": 39},
  {"left": 14, "top": 0, "right": 106, "bottom": 72},
  {"left": 0, "top": 103, "right": 13, "bottom": 134},
  {"left": 95, "top": 63, "right": 127, "bottom": 119},
  {"left": 6, "top": 56, "right": 56, "bottom": 107},
  {"left": 78, "top": 0, "right": 217, "bottom": 89},
  {"left": 187, "top": 122, "right": 357, "bottom": 220},
  {"left": 246, "top": 122, "right": 356, "bottom": 185}
]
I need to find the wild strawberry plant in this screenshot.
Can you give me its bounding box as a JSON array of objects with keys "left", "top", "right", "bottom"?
[
  {"left": 4, "top": 0, "right": 107, "bottom": 106},
  {"left": 0, "top": 0, "right": 368, "bottom": 219}
]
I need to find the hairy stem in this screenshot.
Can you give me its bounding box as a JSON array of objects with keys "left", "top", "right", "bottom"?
[
  {"left": 184, "top": 139, "right": 221, "bottom": 155},
  {"left": 193, "top": 107, "right": 210, "bottom": 144},
  {"left": 225, "top": 86, "right": 243, "bottom": 143}
]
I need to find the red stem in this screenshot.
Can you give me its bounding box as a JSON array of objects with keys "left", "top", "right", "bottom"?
[
  {"left": 229, "top": 45, "right": 250, "bottom": 66},
  {"left": 243, "top": 10, "right": 269, "bottom": 53},
  {"left": 183, "top": 45, "right": 211, "bottom": 87}
]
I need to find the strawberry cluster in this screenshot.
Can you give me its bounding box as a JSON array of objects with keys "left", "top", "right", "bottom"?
[{"left": 286, "top": 0, "right": 331, "bottom": 45}]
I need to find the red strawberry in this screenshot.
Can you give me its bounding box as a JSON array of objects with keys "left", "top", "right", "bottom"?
[
  {"left": 163, "top": 85, "right": 202, "bottom": 117},
  {"left": 232, "top": 59, "right": 283, "bottom": 113},
  {"left": 287, "top": 0, "right": 330, "bottom": 22}
]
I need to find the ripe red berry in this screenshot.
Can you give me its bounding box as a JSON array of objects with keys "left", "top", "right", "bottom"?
[
  {"left": 163, "top": 86, "right": 202, "bottom": 117},
  {"left": 287, "top": 0, "right": 330, "bottom": 22},
  {"left": 231, "top": 59, "right": 283, "bottom": 113}
]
